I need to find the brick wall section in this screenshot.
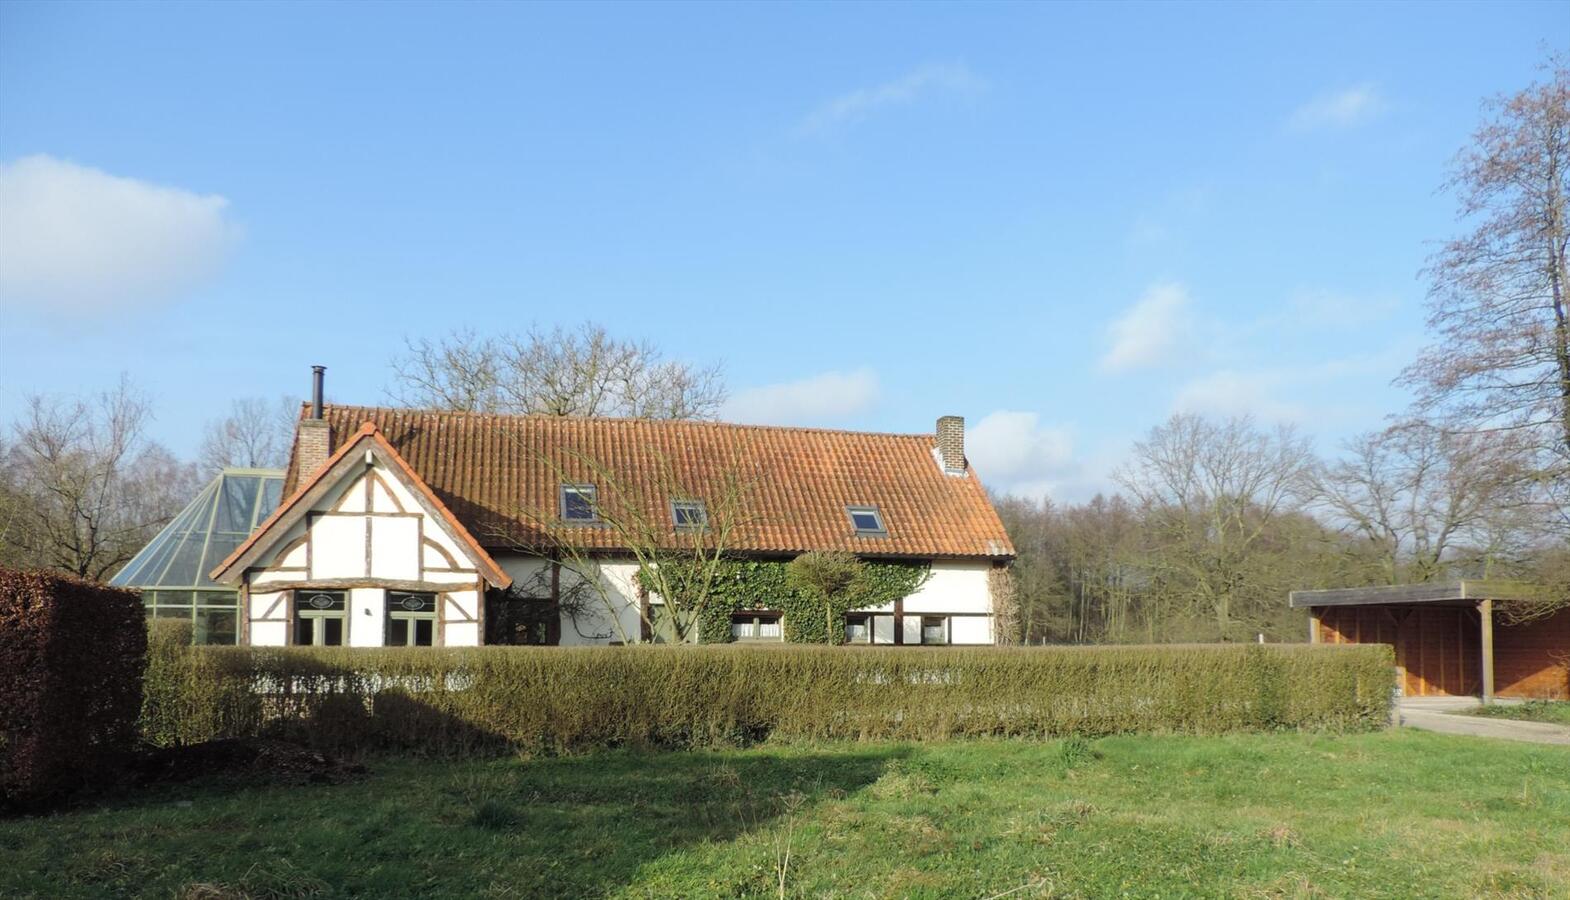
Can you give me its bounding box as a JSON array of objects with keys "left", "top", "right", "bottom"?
[
  {"left": 294, "top": 419, "right": 333, "bottom": 481},
  {"left": 936, "top": 416, "right": 966, "bottom": 473}
]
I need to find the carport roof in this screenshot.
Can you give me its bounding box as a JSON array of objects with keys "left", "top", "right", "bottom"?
[{"left": 1288, "top": 580, "right": 1537, "bottom": 609}]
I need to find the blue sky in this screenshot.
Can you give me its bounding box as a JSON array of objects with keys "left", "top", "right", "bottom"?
[{"left": 1, "top": 2, "right": 1565, "bottom": 500}]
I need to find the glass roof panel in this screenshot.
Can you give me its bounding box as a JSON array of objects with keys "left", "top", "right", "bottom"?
[
  {"left": 259, "top": 479, "right": 283, "bottom": 524},
  {"left": 109, "top": 468, "right": 286, "bottom": 589},
  {"left": 215, "top": 476, "right": 259, "bottom": 534}
]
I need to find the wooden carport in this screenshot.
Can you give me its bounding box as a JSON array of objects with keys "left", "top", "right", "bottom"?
[{"left": 1290, "top": 581, "right": 1569, "bottom": 702}]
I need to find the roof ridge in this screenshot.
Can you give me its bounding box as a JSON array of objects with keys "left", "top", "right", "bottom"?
[{"left": 309, "top": 402, "right": 937, "bottom": 441}]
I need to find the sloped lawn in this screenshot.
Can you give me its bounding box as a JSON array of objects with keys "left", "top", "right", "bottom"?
[{"left": 2, "top": 730, "right": 1565, "bottom": 898}]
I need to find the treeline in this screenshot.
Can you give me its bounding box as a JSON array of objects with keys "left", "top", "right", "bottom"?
[{"left": 993, "top": 415, "right": 1567, "bottom": 645}]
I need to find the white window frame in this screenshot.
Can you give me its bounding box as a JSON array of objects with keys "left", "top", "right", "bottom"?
[
  {"left": 845, "top": 504, "right": 887, "bottom": 536},
  {"left": 731, "top": 611, "right": 783, "bottom": 642},
  {"left": 293, "top": 590, "right": 347, "bottom": 646},
  {"left": 670, "top": 498, "right": 708, "bottom": 531},
  {"left": 386, "top": 590, "right": 438, "bottom": 646}
]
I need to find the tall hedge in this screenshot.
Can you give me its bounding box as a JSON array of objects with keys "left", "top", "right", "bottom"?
[
  {"left": 142, "top": 642, "right": 1394, "bottom": 756},
  {"left": 1, "top": 567, "right": 147, "bottom": 808}
]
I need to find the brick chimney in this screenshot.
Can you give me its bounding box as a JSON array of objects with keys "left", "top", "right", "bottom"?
[
  {"left": 294, "top": 365, "right": 333, "bottom": 479},
  {"left": 936, "top": 415, "right": 966, "bottom": 475}
]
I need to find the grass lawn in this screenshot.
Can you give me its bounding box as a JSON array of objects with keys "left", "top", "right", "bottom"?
[
  {"left": 3, "top": 731, "right": 1566, "bottom": 899},
  {"left": 1467, "top": 700, "right": 1570, "bottom": 727}
]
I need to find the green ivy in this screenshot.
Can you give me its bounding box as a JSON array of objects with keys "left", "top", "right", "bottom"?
[{"left": 639, "top": 558, "right": 930, "bottom": 644}]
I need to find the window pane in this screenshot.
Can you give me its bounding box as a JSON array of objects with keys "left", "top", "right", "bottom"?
[
  {"left": 154, "top": 605, "right": 193, "bottom": 620},
  {"left": 323, "top": 618, "right": 344, "bottom": 646},
  {"left": 295, "top": 617, "right": 313, "bottom": 646},
  {"left": 562, "top": 486, "right": 596, "bottom": 521},
  {"left": 673, "top": 501, "right": 706, "bottom": 527},
  {"left": 195, "top": 608, "right": 238, "bottom": 645},
  {"left": 299, "top": 591, "right": 346, "bottom": 612},
  {"left": 199, "top": 533, "right": 245, "bottom": 586},
  {"left": 848, "top": 507, "right": 884, "bottom": 532},
  {"left": 730, "top": 619, "right": 749, "bottom": 639},
  {"left": 922, "top": 616, "right": 946, "bottom": 644},
  {"left": 414, "top": 619, "right": 434, "bottom": 646},
  {"left": 758, "top": 618, "right": 781, "bottom": 639},
  {"left": 388, "top": 591, "right": 435, "bottom": 613},
  {"left": 259, "top": 478, "right": 284, "bottom": 520},
  {"left": 157, "top": 532, "right": 207, "bottom": 586},
  {"left": 216, "top": 476, "right": 259, "bottom": 532},
  {"left": 389, "top": 618, "right": 409, "bottom": 646}
]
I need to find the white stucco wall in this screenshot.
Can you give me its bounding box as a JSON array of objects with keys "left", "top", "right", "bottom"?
[
  {"left": 848, "top": 559, "right": 995, "bottom": 645},
  {"left": 899, "top": 560, "right": 993, "bottom": 614},
  {"left": 247, "top": 589, "right": 289, "bottom": 646}
]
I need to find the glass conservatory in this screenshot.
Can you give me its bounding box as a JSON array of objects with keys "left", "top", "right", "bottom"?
[{"left": 110, "top": 468, "right": 285, "bottom": 644}]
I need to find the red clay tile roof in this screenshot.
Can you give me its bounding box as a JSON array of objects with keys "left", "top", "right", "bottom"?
[
  {"left": 282, "top": 405, "right": 1016, "bottom": 560},
  {"left": 214, "top": 423, "right": 511, "bottom": 588}
]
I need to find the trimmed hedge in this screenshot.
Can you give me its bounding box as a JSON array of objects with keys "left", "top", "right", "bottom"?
[
  {"left": 1, "top": 567, "right": 147, "bottom": 808},
  {"left": 142, "top": 639, "right": 1394, "bottom": 756}
]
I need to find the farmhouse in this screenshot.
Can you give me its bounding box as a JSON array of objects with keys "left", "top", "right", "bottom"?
[
  {"left": 211, "top": 371, "right": 1015, "bottom": 647},
  {"left": 1291, "top": 582, "right": 1569, "bottom": 701}
]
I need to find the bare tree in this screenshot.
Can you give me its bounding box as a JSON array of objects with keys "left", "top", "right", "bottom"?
[
  {"left": 1314, "top": 421, "right": 1536, "bottom": 584},
  {"left": 1116, "top": 414, "right": 1317, "bottom": 640},
  {"left": 199, "top": 396, "right": 296, "bottom": 473},
  {"left": 0, "top": 378, "right": 199, "bottom": 580},
  {"left": 1401, "top": 56, "right": 1570, "bottom": 476},
  {"left": 390, "top": 323, "right": 726, "bottom": 420}
]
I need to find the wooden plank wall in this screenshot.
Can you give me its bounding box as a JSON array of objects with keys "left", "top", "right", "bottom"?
[
  {"left": 1495, "top": 608, "right": 1570, "bottom": 700},
  {"left": 1316, "top": 605, "right": 1480, "bottom": 697}
]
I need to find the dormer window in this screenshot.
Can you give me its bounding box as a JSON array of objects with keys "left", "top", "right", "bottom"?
[
  {"left": 560, "top": 484, "right": 598, "bottom": 523},
  {"left": 846, "top": 505, "right": 886, "bottom": 536},
  {"left": 671, "top": 499, "right": 707, "bottom": 530}
]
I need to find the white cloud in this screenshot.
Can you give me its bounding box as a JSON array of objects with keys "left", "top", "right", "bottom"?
[
  {"left": 0, "top": 155, "right": 241, "bottom": 315},
  {"left": 1172, "top": 370, "right": 1306, "bottom": 422},
  {"left": 1171, "top": 345, "right": 1415, "bottom": 425},
  {"left": 1100, "top": 282, "right": 1193, "bottom": 373},
  {"left": 721, "top": 368, "right": 880, "bottom": 425},
  {"left": 796, "top": 62, "right": 985, "bottom": 136},
  {"left": 967, "top": 410, "right": 1080, "bottom": 501},
  {"left": 1282, "top": 288, "right": 1402, "bottom": 328},
  {"left": 1286, "top": 84, "right": 1384, "bottom": 131}
]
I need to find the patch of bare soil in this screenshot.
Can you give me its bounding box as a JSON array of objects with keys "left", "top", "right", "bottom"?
[{"left": 127, "top": 738, "right": 367, "bottom": 788}]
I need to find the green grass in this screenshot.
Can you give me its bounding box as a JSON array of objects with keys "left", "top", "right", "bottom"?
[
  {"left": 3, "top": 731, "right": 1566, "bottom": 899},
  {"left": 1467, "top": 700, "right": 1570, "bottom": 726}
]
